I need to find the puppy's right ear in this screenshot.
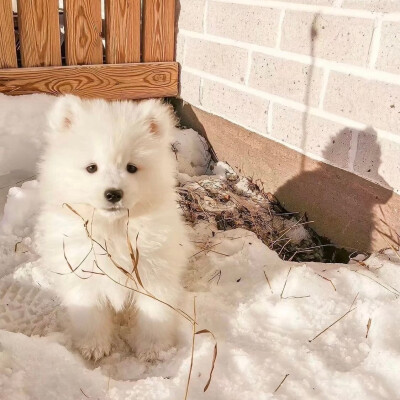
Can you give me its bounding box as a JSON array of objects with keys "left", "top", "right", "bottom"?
[{"left": 48, "top": 95, "right": 83, "bottom": 133}]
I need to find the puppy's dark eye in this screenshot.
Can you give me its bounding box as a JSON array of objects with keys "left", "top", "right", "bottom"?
[
  {"left": 86, "top": 164, "right": 98, "bottom": 173},
  {"left": 127, "top": 163, "right": 138, "bottom": 174}
]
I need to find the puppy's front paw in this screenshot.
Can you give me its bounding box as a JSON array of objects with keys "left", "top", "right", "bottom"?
[
  {"left": 76, "top": 336, "right": 112, "bottom": 361},
  {"left": 136, "top": 348, "right": 161, "bottom": 363}
]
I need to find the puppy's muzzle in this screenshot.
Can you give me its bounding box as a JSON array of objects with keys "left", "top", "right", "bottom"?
[{"left": 104, "top": 189, "right": 123, "bottom": 203}]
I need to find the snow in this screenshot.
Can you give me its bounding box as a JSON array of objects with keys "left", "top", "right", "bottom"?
[
  {"left": 173, "top": 128, "right": 213, "bottom": 176},
  {"left": 1, "top": 94, "right": 400, "bottom": 400}
]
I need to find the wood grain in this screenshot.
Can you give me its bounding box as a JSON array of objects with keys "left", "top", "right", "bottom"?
[
  {"left": 17, "top": 0, "right": 61, "bottom": 67},
  {"left": 0, "top": 62, "right": 178, "bottom": 99},
  {"left": 0, "top": 0, "right": 17, "bottom": 68},
  {"left": 64, "top": 0, "right": 103, "bottom": 65},
  {"left": 142, "top": 0, "right": 175, "bottom": 62},
  {"left": 105, "top": 0, "right": 140, "bottom": 64}
]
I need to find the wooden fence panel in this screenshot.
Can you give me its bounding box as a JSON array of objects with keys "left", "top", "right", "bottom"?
[
  {"left": 17, "top": 0, "right": 61, "bottom": 67},
  {"left": 105, "top": 0, "right": 140, "bottom": 64},
  {"left": 0, "top": 62, "right": 178, "bottom": 100},
  {"left": 64, "top": 0, "right": 103, "bottom": 65},
  {"left": 142, "top": 0, "right": 175, "bottom": 62},
  {"left": 0, "top": 0, "right": 17, "bottom": 68}
]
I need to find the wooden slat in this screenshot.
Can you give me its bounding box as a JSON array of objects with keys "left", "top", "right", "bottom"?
[
  {"left": 105, "top": 0, "right": 140, "bottom": 64},
  {"left": 142, "top": 0, "right": 175, "bottom": 62},
  {"left": 17, "top": 0, "right": 61, "bottom": 67},
  {"left": 0, "top": 0, "right": 17, "bottom": 68},
  {"left": 0, "top": 62, "right": 178, "bottom": 99},
  {"left": 64, "top": 0, "right": 103, "bottom": 65}
]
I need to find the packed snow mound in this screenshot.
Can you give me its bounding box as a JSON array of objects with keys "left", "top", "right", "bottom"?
[
  {"left": 173, "top": 128, "right": 213, "bottom": 176},
  {"left": 1, "top": 182, "right": 400, "bottom": 400}
]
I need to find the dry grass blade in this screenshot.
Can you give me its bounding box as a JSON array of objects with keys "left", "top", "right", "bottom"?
[
  {"left": 190, "top": 242, "right": 222, "bottom": 258},
  {"left": 80, "top": 388, "right": 90, "bottom": 398},
  {"left": 349, "top": 292, "right": 359, "bottom": 311},
  {"left": 263, "top": 270, "right": 273, "bottom": 294},
  {"left": 54, "top": 245, "right": 93, "bottom": 276},
  {"left": 355, "top": 271, "right": 399, "bottom": 298},
  {"left": 63, "top": 203, "right": 87, "bottom": 225},
  {"left": 280, "top": 267, "right": 292, "bottom": 299},
  {"left": 59, "top": 240, "right": 91, "bottom": 280},
  {"left": 309, "top": 307, "right": 356, "bottom": 342},
  {"left": 274, "top": 374, "right": 289, "bottom": 393},
  {"left": 184, "top": 297, "right": 197, "bottom": 400},
  {"left": 278, "top": 239, "right": 291, "bottom": 256},
  {"left": 195, "top": 329, "right": 218, "bottom": 392},
  {"left": 208, "top": 270, "right": 222, "bottom": 285},
  {"left": 126, "top": 211, "right": 144, "bottom": 289},
  {"left": 378, "top": 231, "right": 400, "bottom": 261},
  {"left": 272, "top": 219, "right": 314, "bottom": 246},
  {"left": 366, "top": 318, "right": 372, "bottom": 338},
  {"left": 92, "top": 260, "right": 195, "bottom": 324},
  {"left": 315, "top": 273, "right": 336, "bottom": 291}
]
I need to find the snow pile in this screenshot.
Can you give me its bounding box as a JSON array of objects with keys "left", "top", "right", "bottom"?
[
  {"left": 173, "top": 128, "right": 213, "bottom": 176},
  {"left": 1, "top": 181, "right": 400, "bottom": 399}
]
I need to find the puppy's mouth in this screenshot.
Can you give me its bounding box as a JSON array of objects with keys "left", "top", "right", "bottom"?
[{"left": 99, "top": 206, "right": 125, "bottom": 216}]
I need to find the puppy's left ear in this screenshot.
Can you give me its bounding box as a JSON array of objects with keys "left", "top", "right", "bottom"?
[{"left": 141, "top": 99, "right": 177, "bottom": 141}]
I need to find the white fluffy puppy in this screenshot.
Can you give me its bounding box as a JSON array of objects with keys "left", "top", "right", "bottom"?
[{"left": 35, "top": 95, "right": 191, "bottom": 361}]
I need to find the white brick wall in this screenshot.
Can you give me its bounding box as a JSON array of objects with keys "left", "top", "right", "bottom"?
[{"left": 177, "top": 0, "right": 400, "bottom": 193}]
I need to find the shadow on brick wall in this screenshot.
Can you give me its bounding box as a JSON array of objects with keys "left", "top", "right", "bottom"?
[{"left": 275, "top": 127, "right": 393, "bottom": 252}]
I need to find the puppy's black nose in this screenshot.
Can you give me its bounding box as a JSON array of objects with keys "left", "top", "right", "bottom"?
[{"left": 104, "top": 189, "right": 123, "bottom": 203}]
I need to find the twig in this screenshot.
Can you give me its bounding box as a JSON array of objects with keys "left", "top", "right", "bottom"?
[{"left": 274, "top": 374, "right": 289, "bottom": 393}]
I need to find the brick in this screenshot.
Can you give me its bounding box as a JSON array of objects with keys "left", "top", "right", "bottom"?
[
  {"left": 281, "top": 12, "right": 374, "bottom": 66},
  {"left": 201, "top": 80, "right": 269, "bottom": 133},
  {"left": 177, "top": 0, "right": 205, "bottom": 33},
  {"left": 342, "top": 0, "right": 400, "bottom": 12},
  {"left": 354, "top": 128, "right": 400, "bottom": 190},
  {"left": 324, "top": 72, "right": 400, "bottom": 133},
  {"left": 180, "top": 71, "right": 201, "bottom": 106},
  {"left": 207, "top": 2, "right": 280, "bottom": 47},
  {"left": 376, "top": 22, "right": 400, "bottom": 74},
  {"left": 184, "top": 38, "right": 248, "bottom": 83},
  {"left": 249, "top": 53, "right": 323, "bottom": 106},
  {"left": 272, "top": 104, "right": 352, "bottom": 168},
  {"left": 176, "top": 35, "right": 185, "bottom": 64}
]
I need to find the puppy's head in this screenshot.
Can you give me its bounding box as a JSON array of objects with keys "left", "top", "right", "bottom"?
[{"left": 39, "top": 95, "right": 177, "bottom": 217}]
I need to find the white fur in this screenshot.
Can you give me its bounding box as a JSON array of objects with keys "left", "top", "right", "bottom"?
[{"left": 35, "top": 96, "right": 191, "bottom": 361}]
